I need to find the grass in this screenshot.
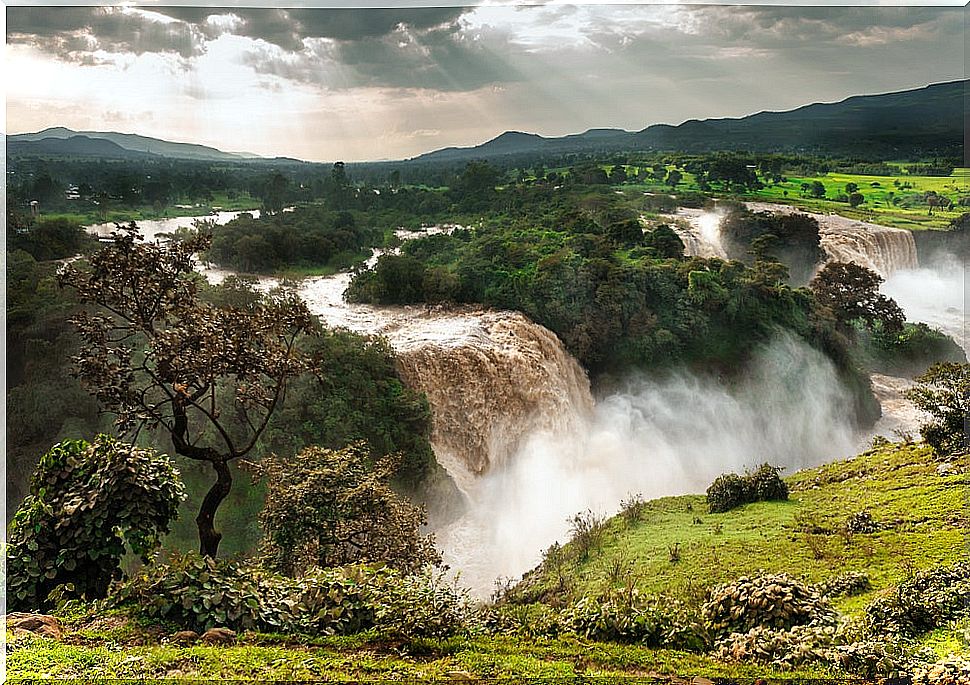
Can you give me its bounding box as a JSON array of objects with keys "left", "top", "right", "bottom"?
[
  {"left": 614, "top": 166, "right": 968, "bottom": 230},
  {"left": 516, "top": 442, "right": 969, "bottom": 623},
  {"left": 6, "top": 628, "right": 837, "bottom": 682}
]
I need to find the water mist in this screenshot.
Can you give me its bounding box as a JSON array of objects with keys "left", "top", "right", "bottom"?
[{"left": 436, "top": 333, "right": 862, "bottom": 595}]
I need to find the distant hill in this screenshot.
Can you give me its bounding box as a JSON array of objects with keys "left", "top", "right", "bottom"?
[
  {"left": 410, "top": 80, "right": 966, "bottom": 163},
  {"left": 6, "top": 135, "right": 154, "bottom": 160},
  {"left": 7, "top": 127, "right": 252, "bottom": 162}
]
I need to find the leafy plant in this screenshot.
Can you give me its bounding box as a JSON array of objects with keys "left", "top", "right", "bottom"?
[
  {"left": 706, "top": 463, "right": 788, "bottom": 513},
  {"left": 906, "top": 363, "right": 970, "bottom": 457},
  {"left": 7, "top": 435, "right": 184, "bottom": 611},
  {"left": 865, "top": 561, "right": 970, "bottom": 637},
  {"left": 253, "top": 443, "right": 440, "bottom": 577},
  {"left": 703, "top": 573, "right": 835, "bottom": 638}
]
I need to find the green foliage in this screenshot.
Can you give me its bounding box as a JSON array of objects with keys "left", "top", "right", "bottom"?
[
  {"left": 817, "top": 572, "right": 871, "bottom": 599},
  {"left": 254, "top": 443, "right": 440, "bottom": 577},
  {"left": 702, "top": 573, "right": 835, "bottom": 638},
  {"left": 479, "top": 602, "right": 563, "bottom": 638},
  {"left": 7, "top": 435, "right": 185, "bottom": 611},
  {"left": 866, "top": 322, "right": 966, "bottom": 376},
  {"left": 833, "top": 638, "right": 932, "bottom": 681},
  {"left": 7, "top": 217, "right": 89, "bottom": 261},
  {"left": 864, "top": 561, "right": 970, "bottom": 638},
  {"left": 706, "top": 463, "right": 788, "bottom": 513},
  {"left": 907, "top": 363, "right": 970, "bottom": 457},
  {"left": 810, "top": 261, "right": 905, "bottom": 337},
  {"left": 263, "top": 329, "right": 438, "bottom": 488},
  {"left": 371, "top": 567, "right": 472, "bottom": 639},
  {"left": 715, "top": 624, "right": 839, "bottom": 668},
  {"left": 207, "top": 206, "right": 381, "bottom": 273},
  {"left": 115, "top": 554, "right": 467, "bottom": 638},
  {"left": 561, "top": 591, "right": 708, "bottom": 650}
]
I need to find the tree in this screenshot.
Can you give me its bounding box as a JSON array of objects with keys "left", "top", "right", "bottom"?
[
  {"left": 810, "top": 181, "right": 826, "bottom": 198},
  {"left": 7, "top": 435, "right": 184, "bottom": 610},
  {"left": 58, "top": 225, "right": 317, "bottom": 557},
  {"left": 845, "top": 182, "right": 859, "bottom": 194},
  {"left": 848, "top": 192, "right": 865, "bottom": 208},
  {"left": 644, "top": 224, "right": 685, "bottom": 258},
  {"left": 254, "top": 443, "right": 440, "bottom": 576},
  {"left": 665, "top": 169, "right": 683, "bottom": 188},
  {"left": 262, "top": 172, "right": 288, "bottom": 216},
  {"left": 906, "top": 363, "right": 969, "bottom": 457},
  {"left": 810, "top": 261, "right": 904, "bottom": 337}
]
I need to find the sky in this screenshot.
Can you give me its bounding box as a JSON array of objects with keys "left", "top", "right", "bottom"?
[{"left": 4, "top": 1, "right": 966, "bottom": 162}]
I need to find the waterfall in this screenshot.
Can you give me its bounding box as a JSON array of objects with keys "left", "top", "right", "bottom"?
[
  {"left": 744, "top": 202, "right": 918, "bottom": 277},
  {"left": 662, "top": 209, "right": 727, "bottom": 258}
]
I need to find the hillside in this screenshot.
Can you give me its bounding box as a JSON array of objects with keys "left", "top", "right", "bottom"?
[
  {"left": 513, "top": 441, "right": 968, "bottom": 622},
  {"left": 412, "top": 80, "right": 965, "bottom": 163},
  {"left": 8, "top": 441, "right": 967, "bottom": 681},
  {"left": 7, "top": 127, "right": 252, "bottom": 162}
]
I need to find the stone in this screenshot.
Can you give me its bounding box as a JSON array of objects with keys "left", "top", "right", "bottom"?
[
  {"left": 6, "top": 613, "right": 63, "bottom": 640},
  {"left": 200, "top": 627, "right": 237, "bottom": 645},
  {"left": 170, "top": 630, "right": 200, "bottom": 644}
]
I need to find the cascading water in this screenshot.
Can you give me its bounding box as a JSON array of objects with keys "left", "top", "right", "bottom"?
[
  {"left": 85, "top": 210, "right": 959, "bottom": 595},
  {"left": 662, "top": 208, "right": 727, "bottom": 258},
  {"left": 744, "top": 202, "right": 918, "bottom": 278}
]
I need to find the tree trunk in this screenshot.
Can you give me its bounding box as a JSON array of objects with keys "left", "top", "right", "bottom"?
[{"left": 197, "top": 459, "right": 232, "bottom": 557}]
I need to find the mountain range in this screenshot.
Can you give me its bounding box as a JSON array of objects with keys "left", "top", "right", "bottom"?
[
  {"left": 409, "top": 80, "right": 965, "bottom": 164},
  {"left": 7, "top": 80, "right": 966, "bottom": 165}
]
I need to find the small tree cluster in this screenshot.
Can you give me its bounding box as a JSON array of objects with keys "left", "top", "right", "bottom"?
[
  {"left": 810, "top": 262, "right": 905, "bottom": 338},
  {"left": 706, "top": 463, "right": 789, "bottom": 513},
  {"left": 906, "top": 362, "right": 969, "bottom": 457},
  {"left": 253, "top": 443, "right": 440, "bottom": 577},
  {"left": 7, "top": 435, "right": 184, "bottom": 611}
]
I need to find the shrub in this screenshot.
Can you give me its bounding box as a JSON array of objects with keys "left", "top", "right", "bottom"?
[
  {"left": 706, "top": 473, "right": 751, "bottom": 513},
  {"left": 844, "top": 511, "right": 884, "bottom": 534},
  {"left": 562, "top": 591, "right": 708, "bottom": 650},
  {"left": 715, "top": 624, "right": 838, "bottom": 668},
  {"left": 912, "top": 658, "right": 970, "bottom": 685},
  {"left": 834, "top": 638, "right": 932, "bottom": 681},
  {"left": 7, "top": 436, "right": 184, "bottom": 611},
  {"left": 865, "top": 561, "right": 970, "bottom": 637},
  {"left": 706, "top": 463, "right": 788, "bottom": 513},
  {"left": 567, "top": 509, "right": 607, "bottom": 560},
  {"left": 114, "top": 553, "right": 467, "bottom": 638},
  {"left": 371, "top": 567, "right": 471, "bottom": 639},
  {"left": 818, "top": 571, "right": 871, "bottom": 599},
  {"left": 477, "top": 602, "right": 562, "bottom": 639},
  {"left": 703, "top": 573, "right": 835, "bottom": 637},
  {"left": 748, "top": 463, "right": 789, "bottom": 502}
]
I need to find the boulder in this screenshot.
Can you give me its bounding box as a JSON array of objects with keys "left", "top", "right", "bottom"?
[{"left": 6, "top": 612, "right": 64, "bottom": 640}]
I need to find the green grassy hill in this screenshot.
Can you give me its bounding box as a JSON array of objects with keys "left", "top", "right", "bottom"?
[{"left": 514, "top": 441, "right": 967, "bottom": 620}]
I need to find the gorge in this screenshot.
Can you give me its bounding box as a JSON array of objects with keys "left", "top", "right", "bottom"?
[{"left": 85, "top": 207, "right": 963, "bottom": 594}]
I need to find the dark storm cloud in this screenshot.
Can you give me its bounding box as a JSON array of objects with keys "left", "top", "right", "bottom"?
[{"left": 7, "top": 6, "right": 207, "bottom": 59}]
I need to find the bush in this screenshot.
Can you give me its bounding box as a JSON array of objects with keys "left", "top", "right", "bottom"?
[
  {"left": 114, "top": 554, "right": 466, "bottom": 638},
  {"left": 834, "top": 638, "right": 932, "bottom": 681},
  {"left": 371, "top": 567, "right": 471, "bottom": 639},
  {"left": 818, "top": 571, "right": 871, "bottom": 599},
  {"left": 478, "top": 603, "right": 562, "bottom": 638},
  {"left": 7, "top": 436, "right": 184, "bottom": 611},
  {"left": 561, "top": 591, "right": 708, "bottom": 650},
  {"left": 703, "top": 573, "right": 834, "bottom": 638},
  {"left": 706, "top": 473, "right": 751, "bottom": 513},
  {"left": 706, "top": 463, "right": 788, "bottom": 513},
  {"left": 715, "top": 624, "right": 838, "bottom": 668},
  {"left": 865, "top": 561, "right": 970, "bottom": 638},
  {"left": 844, "top": 511, "right": 884, "bottom": 534}
]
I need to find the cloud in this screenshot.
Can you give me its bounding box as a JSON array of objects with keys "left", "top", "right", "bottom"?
[{"left": 7, "top": 7, "right": 207, "bottom": 59}]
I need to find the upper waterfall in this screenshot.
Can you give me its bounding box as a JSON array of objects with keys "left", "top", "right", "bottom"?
[{"left": 745, "top": 202, "right": 918, "bottom": 277}]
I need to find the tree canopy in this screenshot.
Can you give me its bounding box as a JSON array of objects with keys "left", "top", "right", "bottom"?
[{"left": 58, "top": 224, "right": 317, "bottom": 556}]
